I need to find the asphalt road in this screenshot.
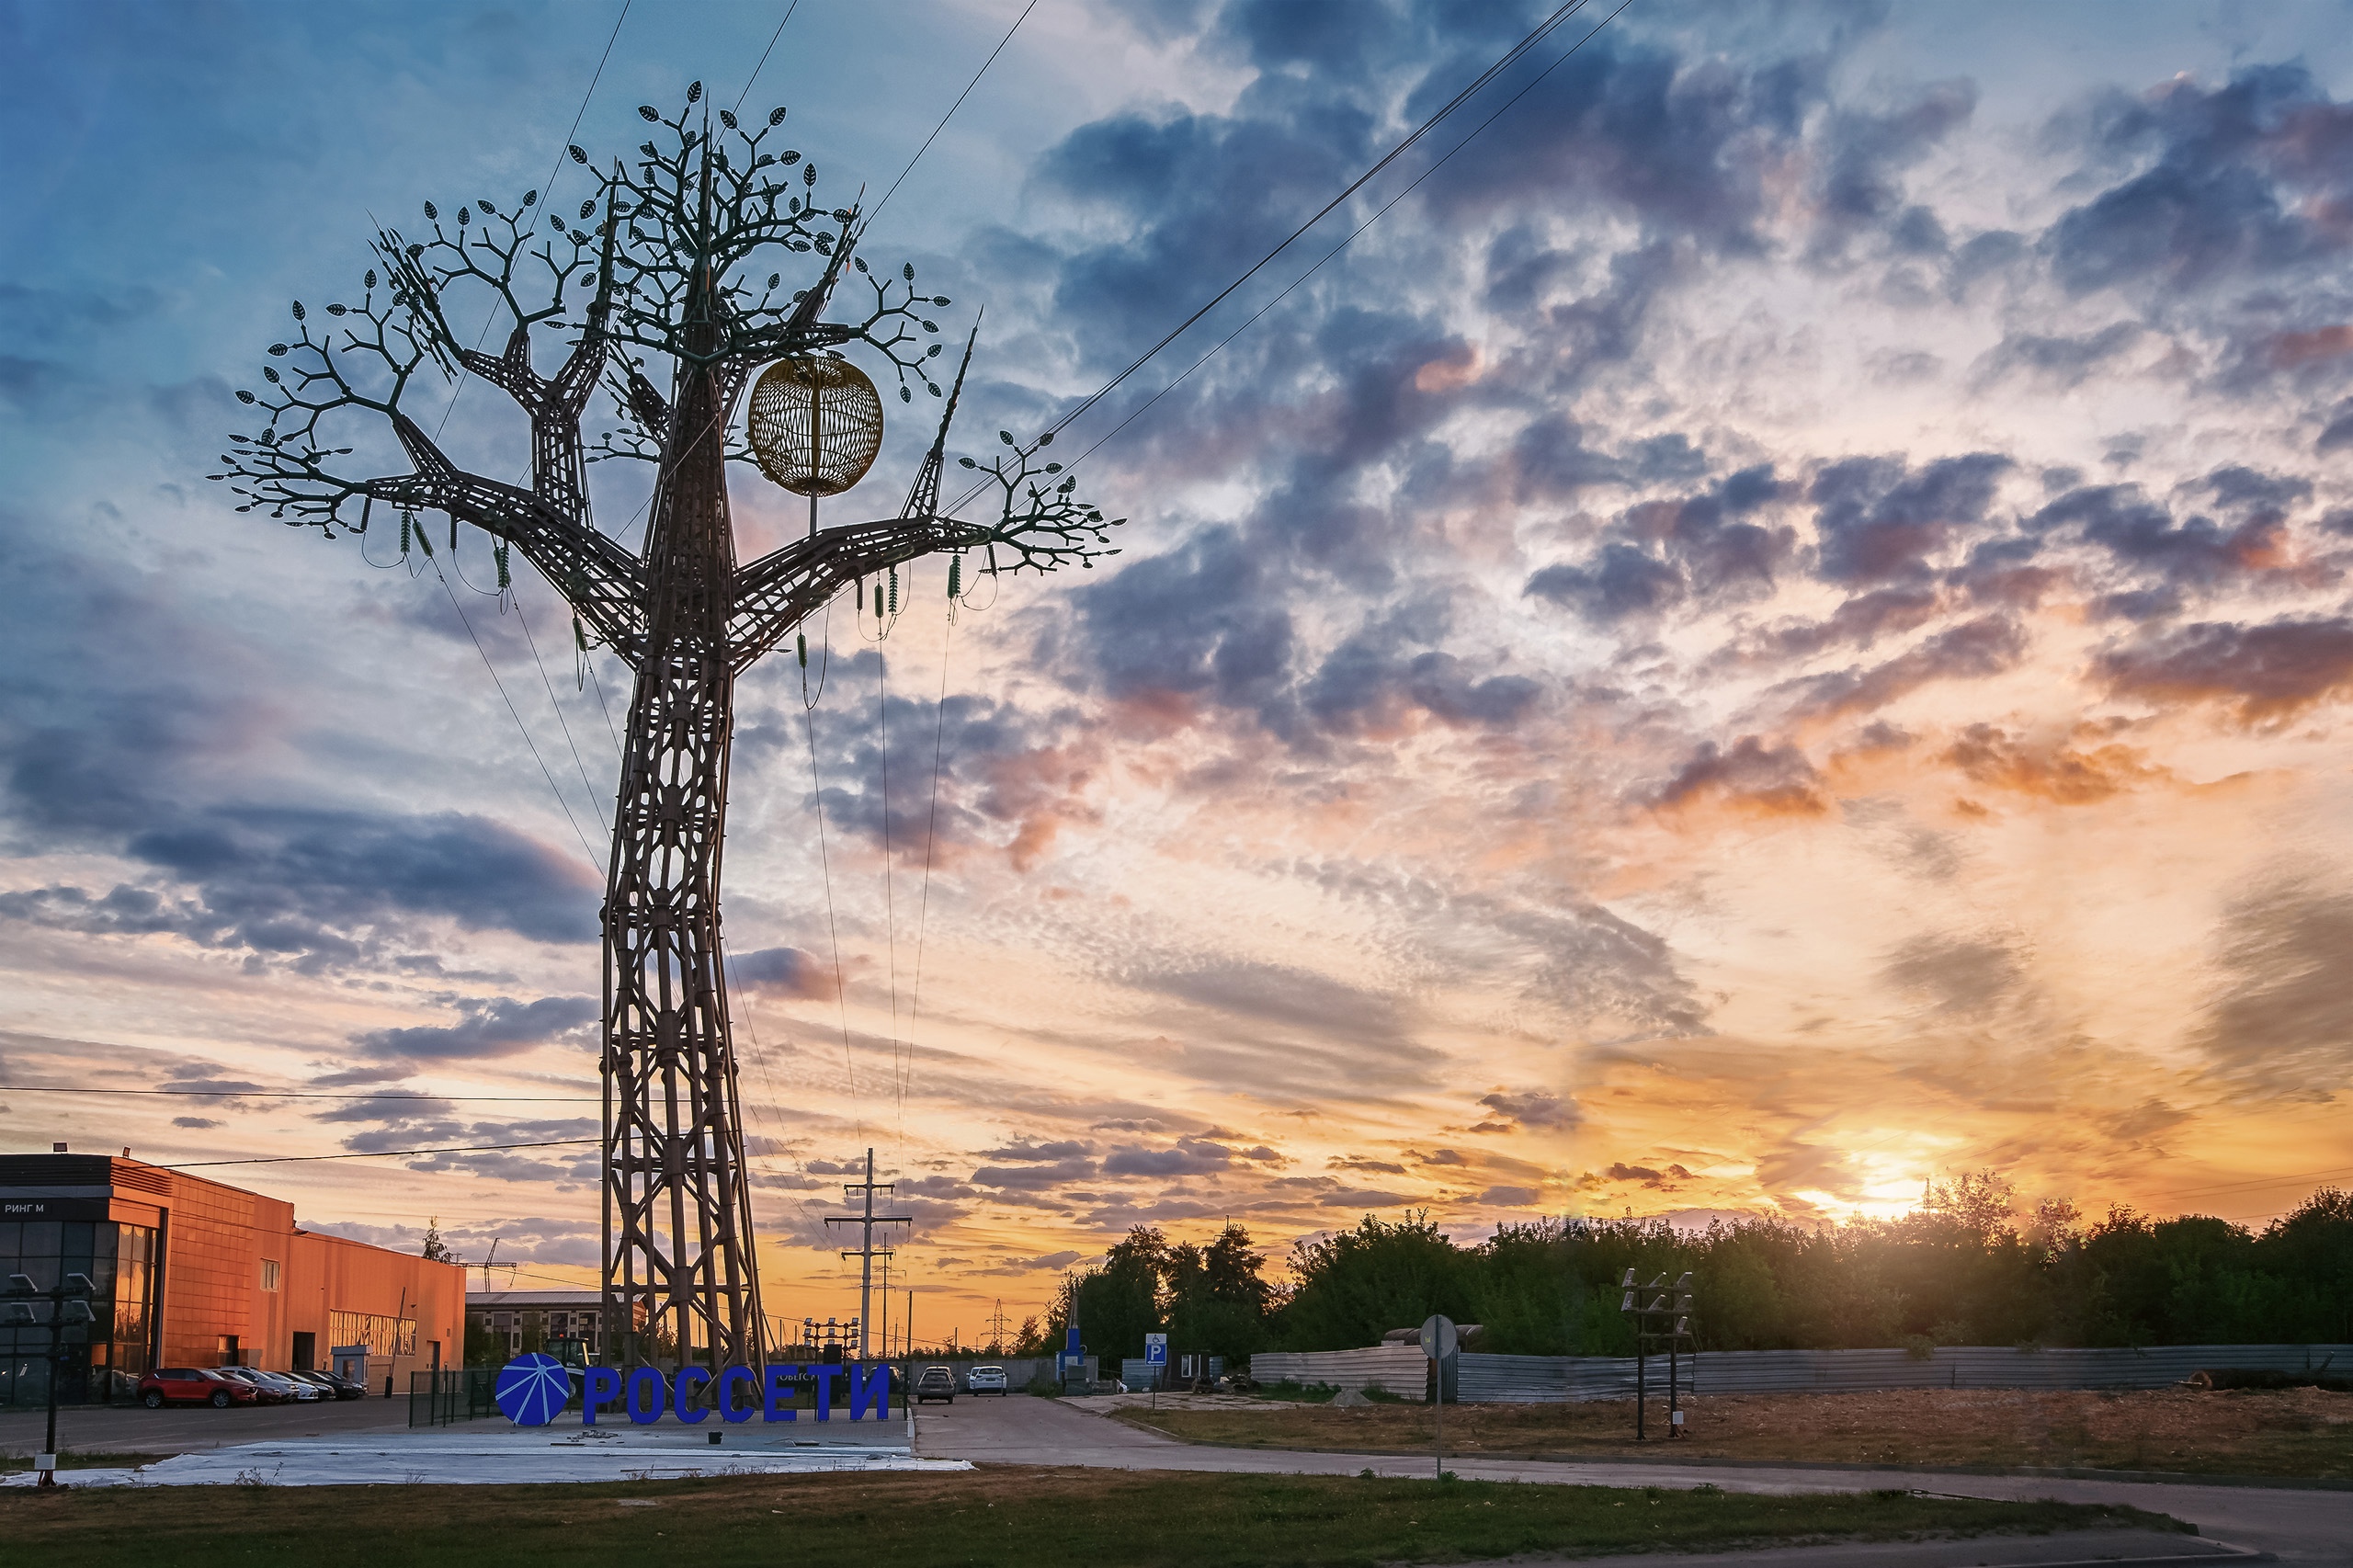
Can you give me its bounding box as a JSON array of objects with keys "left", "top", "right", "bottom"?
[
  {"left": 0, "top": 1392, "right": 410, "bottom": 1456},
  {"left": 914, "top": 1392, "right": 2351, "bottom": 1565}
]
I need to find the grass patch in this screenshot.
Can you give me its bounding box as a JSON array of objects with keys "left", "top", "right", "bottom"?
[
  {"left": 1122, "top": 1386, "right": 2353, "bottom": 1479},
  {"left": 0, "top": 1465, "right": 2177, "bottom": 1567},
  {"left": 0, "top": 1452, "right": 173, "bottom": 1473}
]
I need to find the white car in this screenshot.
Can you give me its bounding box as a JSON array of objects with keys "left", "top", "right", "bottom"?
[
  {"left": 223, "top": 1367, "right": 322, "bottom": 1402},
  {"left": 965, "top": 1365, "right": 1008, "bottom": 1396}
]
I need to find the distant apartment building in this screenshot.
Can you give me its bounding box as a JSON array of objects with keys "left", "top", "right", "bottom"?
[{"left": 466, "top": 1287, "right": 609, "bottom": 1361}]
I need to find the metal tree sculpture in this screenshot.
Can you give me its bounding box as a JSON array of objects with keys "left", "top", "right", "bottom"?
[{"left": 215, "top": 87, "right": 1120, "bottom": 1375}]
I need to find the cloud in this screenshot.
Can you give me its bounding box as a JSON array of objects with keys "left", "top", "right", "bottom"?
[
  {"left": 1652, "top": 736, "right": 1828, "bottom": 816},
  {"left": 1883, "top": 933, "right": 2027, "bottom": 1017},
  {"left": 729, "top": 946, "right": 832, "bottom": 1001},
  {"left": 1780, "top": 615, "right": 2029, "bottom": 720},
  {"left": 1808, "top": 454, "right": 2012, "bottom": 585},
  {"left": 171, "top": 1116, "right": 222, "bottom": 1130},
  {"left": 1944, "top": 723, "right": 2165, "bottom": 804},
  {"left": 2194, "top": 878, "right": 2353, "bottom": 1085},
  {"left": 353, "top": 994, "right": 597, "bottom": 1061},
  {"left": 2096, "top": 618, "right": 2353, "bottom": 721},
  {"left": 1475, "top": 1089, "right": 1580, "bottom": 1132}
]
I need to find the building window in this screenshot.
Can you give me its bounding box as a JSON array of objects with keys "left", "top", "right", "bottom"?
[
  {"left": 328, "top": 1309, "right": 416, "bottom": 1356},
  {"left": 259, "top": 1259, "right": 280, "bottom": 1291}
]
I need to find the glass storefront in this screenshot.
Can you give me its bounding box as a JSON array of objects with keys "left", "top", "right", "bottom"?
[{"left": 0, "top": 1220, "right": 159, "bottom": 1406}]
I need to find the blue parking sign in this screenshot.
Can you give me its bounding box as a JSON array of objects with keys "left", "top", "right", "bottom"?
[{"left": 1144, "top": 1333, "right": 1167, "bottom": 1365}]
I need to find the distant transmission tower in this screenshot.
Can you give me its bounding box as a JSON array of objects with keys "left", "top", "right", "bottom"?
[
  {"left": 216, "top": 85, "right": 1120, "bottom": 1377},
  {"left": 985, "top": 1299, "right": 1011, "bottom": 1353}
]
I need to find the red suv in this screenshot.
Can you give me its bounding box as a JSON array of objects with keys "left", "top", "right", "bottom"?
[{"left": 139, "top": 1369, "right": 258, "bottom": 1408}]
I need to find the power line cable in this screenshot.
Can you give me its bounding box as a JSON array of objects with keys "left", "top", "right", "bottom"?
[
  {"left": 165, "top": 1138, "right": 597, "bottom": 1169},
  {"left": 512, "top": 593, "right": 614, "bottom": 833},
  {"left": 429, "top": 557, "right": 603, "bottom": 869},
  {"left": 943, "top": 0, "right": 1623, "bottom": 517},
  {"left": 733, "top": 1, "right": 801, "bottom": 114},
  {"left": 871, "top": 0, "right": 1037, "bottom": 221},
  {"left": 4, "top": 1085, "right": 595, "bottom": 1103}
]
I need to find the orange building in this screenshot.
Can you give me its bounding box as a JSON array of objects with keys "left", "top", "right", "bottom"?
[{"left": 1, "top": 1153, "right": 464, "bottom": 1406}]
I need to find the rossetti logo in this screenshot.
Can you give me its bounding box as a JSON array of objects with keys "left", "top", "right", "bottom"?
[{"left": 494, "top": 1355, "right": 894, "bottom": 1426}]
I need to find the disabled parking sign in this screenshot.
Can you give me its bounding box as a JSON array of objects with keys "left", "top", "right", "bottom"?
[{"left": 1144, "top": 1334, "right": 1167, "bottom": 1365}]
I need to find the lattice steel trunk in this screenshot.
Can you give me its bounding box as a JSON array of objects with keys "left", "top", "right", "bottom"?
[{"left": 600, "top": 325, "right": 767, "bottom": 1374}]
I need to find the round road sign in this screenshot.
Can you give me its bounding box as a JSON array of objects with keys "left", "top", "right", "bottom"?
[{"left": 1417, "top": 1313, "right": 1458, "bottom": 1359}]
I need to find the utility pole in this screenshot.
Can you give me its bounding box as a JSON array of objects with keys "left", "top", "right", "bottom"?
[
  {"left": 825, "top": 1149, "right": 911, "bottom": 1359},
  {"left": 986, "top": 1299, "right": 1010, "bottom": 1353}
]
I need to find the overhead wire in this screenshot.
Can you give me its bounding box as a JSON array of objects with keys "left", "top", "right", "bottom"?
[
  {"left": 940, "top": 0, "right": 1626, "bottom": 517},
  {"left": 427, "top": 557, "right": 603, "bottom": 870},
  {"left": 871, "top": 0, "right": 1038, "bottom": 222},
  {"left": 5, "top": 1085, "right": 594, "bottom": 1103},
  {"left": 165, "top": 1138, "right": 598, "bottom": 1169}
]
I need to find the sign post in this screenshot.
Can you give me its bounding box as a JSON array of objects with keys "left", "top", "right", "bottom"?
[
  {"left": 1417, "top": 1313, "right": 1457, "bottom": 1482},
  {"left": 1144, "top": 1333, "right": 1167, "bottom": 1410}
]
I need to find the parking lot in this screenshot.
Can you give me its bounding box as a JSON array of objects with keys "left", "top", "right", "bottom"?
[{"left": 0, "top": 1392, "right": 410, "bottom": 1458}]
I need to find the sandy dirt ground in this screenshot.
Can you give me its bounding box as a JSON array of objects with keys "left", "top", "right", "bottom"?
[{"left": 1110, "top": 1385, "right": 2353, "bottom": 1479}]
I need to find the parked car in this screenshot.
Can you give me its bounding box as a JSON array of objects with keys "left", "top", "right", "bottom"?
[
  {"left": 139, "top": 1369, "right": 257, "bottom": 1408},
  {"left": 913, "top": 1364, "right": 957, "bottom": 1404},
  {"left": 308, "top": 1369, "right": 369, "bottom": 1401},
  {"left": 965, "top": 1365, "right": 1008, "bottom": 1396},
  {"left": 289, "top": 1370, "right": 365, "bottom": 1401},
  {"left": 212, "top": 1367, "right": 314, "bottom": 1403}
]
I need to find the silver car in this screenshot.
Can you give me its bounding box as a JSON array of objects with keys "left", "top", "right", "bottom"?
[{"left": 965, "top": 1365, "right": 1008, "bottom": 1395}]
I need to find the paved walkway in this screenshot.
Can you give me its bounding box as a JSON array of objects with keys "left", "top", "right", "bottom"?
[{"left": 913, "top": 1394, "right": 2348, "bottom": 1565}]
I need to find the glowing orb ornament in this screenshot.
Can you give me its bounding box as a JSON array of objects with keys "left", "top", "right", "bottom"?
[{"left": 747, "top": 354, "right": 884, "bottom": 497}]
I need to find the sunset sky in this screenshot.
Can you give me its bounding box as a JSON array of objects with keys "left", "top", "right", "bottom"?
[{"left": 6, "top": 0, "right": 2353, "bottom": 1346}]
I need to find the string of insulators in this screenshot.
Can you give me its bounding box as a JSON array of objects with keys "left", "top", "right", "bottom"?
[
  {"left": 573, "top": 615, "right": 587, "bottom": 653},
  {"left": 399, "top": 511, "right": 414, "bottom": 556},
  {"left": 888, "top": 567, "right": 899, "bottom": 616},
  {"left": 873, "top": 583, "right": 883, "bottom": 619},
  {"left": 947, "top": 554, "right": 961, "bottom": 598},
  {"left": 413, "top": 514, "right": 433, "bottom": 557},
  {"left": 449, "top": 515, "right": 458, "bottom": 552},
  {"left": 796, "top": 631, "right": 807, "bottom": 668},
  {"left": 494, "top": 540, "right": 511, "bottom": 591}
]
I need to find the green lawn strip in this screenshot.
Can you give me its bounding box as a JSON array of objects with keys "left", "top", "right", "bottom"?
[
  {"left": 0, "top": 1451, "right": 173, "bottom": 1472},
  {"left": 0, "top": 1465, "right": 2180, "bottom": 1568}
]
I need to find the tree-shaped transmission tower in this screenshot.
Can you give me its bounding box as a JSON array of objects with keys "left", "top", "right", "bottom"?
[{"left": 215, "top": 85, "right": 1120, "bottom": 1375}]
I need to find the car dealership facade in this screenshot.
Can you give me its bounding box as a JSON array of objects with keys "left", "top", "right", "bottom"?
[{"left": 1, "top": 1153, "right": 464, "bottom": 1406}]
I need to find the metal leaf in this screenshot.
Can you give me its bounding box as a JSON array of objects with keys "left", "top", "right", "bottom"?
[
  {"left": 639, "top": 105, "right": 660, "bottom": 121},
  {"left": 769, "top": 106, "right": 787, "bottom": 126},
  {"left": 570, "top": 144, "right": 588, "bottom": 164},
  {"left": 687, "top": 80, "right": 702, "bottom": 104},
  {"left": 424, "top": 200, "right": 438, "bottom": 220},
  {"left": 719, "top": 109, "right": 737, "bottom": 130}
]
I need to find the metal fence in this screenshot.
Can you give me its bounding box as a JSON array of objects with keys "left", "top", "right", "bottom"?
[
  {"left": 1255, "top": 1343, "right": 2352, "bottom": 1404},
  {"left": 409, "top": 1368, "right": 503, "bottom": 1426}
]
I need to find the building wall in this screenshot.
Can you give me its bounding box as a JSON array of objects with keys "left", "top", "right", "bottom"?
[
  {"left": 0, "top": 1156, "right": 468, "bottom": 1402},
  {"left": 288, "top": 1230, "right": 464, "bottom": 1386},
  {"left": 153, "top": 1167, "right": 292, "bottom": 1370}
]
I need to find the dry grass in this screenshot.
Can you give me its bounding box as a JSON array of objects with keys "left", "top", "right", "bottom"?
[
  {"left": 1116, "top": 1386, "right": 2353, "bottom": 1478},
  {"left": 0, "top": 1463, "right": 2178, "bottom": 1568}
]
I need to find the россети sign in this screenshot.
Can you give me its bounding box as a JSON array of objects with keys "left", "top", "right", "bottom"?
[{"left": 494, "top": 1354, "right": 895, "bottom": 1427}]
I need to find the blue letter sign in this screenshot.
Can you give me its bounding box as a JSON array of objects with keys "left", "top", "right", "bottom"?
[{"left": 503, "top": 1357, "right": 895, "bottom": 1427}]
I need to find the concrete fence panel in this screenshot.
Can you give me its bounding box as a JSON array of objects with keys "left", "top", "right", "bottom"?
[{"left": 1253, "top": 1343, "right": 2350, "bottom": 1403}]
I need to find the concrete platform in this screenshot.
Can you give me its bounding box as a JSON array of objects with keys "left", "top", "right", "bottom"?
[{"left": 1, "top": 1423, "right": 954, "bottom": 1487}]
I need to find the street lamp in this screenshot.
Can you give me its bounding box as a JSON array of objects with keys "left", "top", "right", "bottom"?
[{"left": 6, "top": 1270, "right": 97, "bottom": 1486}]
